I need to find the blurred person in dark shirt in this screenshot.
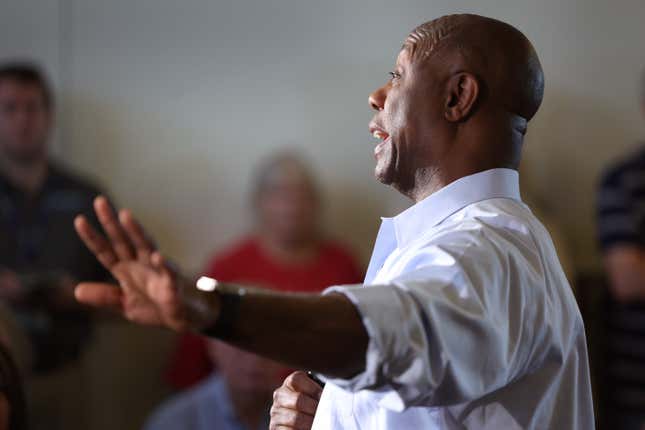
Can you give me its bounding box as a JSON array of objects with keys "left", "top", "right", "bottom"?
[
  {"left": 0, "top": 308, "right": 28, "bottom": 430},
  {"left": 166, "top": 151, "right": 363, "bottom": 389},
  {"left": 597, "top": 69, "right": 645, "bottom": 429},
  {"left": 0, "top": 61, "right": 106, "bottom": 429}
]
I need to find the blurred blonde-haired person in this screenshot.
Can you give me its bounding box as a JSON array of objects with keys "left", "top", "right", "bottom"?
[{"left": 166, "top": 151, "right": 363, "bottom": 389}]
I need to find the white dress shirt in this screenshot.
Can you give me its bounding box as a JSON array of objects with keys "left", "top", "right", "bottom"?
[{"left": 313, "top": 169, "right": 594, "bottom": 430}]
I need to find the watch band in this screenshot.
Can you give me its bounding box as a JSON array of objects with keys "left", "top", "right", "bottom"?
[{"left": 199, "top": 282, "right": 245, "bottom": 340}]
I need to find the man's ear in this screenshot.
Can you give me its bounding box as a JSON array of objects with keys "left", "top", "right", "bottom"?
[{"left": 444, "top": 72, "right": 480, "bottom": 122}]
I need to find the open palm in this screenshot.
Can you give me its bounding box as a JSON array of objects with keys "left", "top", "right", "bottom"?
[{"left": 74, "top": 196, "right": 190, "bottom": 331}]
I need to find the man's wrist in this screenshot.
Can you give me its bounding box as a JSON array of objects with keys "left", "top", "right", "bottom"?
[
  {"left": 181, "top": 276, "right": 249, "bottom": 337},
  {"left": 199, "top": 282, "right": 246, "bottom": 340},
  {"left": 179, "top": 275, "right": 222, "bottom": 332}
]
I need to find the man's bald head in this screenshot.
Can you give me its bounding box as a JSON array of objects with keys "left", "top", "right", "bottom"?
[
  {"left": 404, "top": 14, "right": 544, "bottom": 124},
  {"left": 368, "top": 14, "right": 545, "bottom": 201}
]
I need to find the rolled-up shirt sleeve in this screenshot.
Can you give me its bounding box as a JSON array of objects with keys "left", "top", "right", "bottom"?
[{"left": 321, "top": 233, "right": 542, "bottom": 411}]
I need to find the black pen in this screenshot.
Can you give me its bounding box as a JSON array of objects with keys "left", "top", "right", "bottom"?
[{"left": 307, "top": 371, "right": 326, "bottom": 388}]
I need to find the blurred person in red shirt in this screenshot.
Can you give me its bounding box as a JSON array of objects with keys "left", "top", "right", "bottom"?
[{"left": 166, "top": 151, "right": 363, "bottom": 389}]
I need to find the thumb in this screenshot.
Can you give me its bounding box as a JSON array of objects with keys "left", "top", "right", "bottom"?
[{"left": 75, "top": 282, "right": 123, "bottom": 311}]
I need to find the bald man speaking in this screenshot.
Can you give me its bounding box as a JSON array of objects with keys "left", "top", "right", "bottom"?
[{"left": 73, "top": 14, "right": 594, "bottom": 429}]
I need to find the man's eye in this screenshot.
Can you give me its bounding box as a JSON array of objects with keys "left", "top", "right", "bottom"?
[{"left": 389, "top": 71, "right": 401, "bottom": 81}]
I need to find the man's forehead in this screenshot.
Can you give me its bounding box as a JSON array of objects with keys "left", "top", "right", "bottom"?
[{"left": 395, "top": 46, "right": 413, "bottom": 67}]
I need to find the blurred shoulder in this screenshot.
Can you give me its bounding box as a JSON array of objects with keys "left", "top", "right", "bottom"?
[
  {"left": 319, "top": 239, "right": 360, "bottom": 263},
  {"left": 144, "top": 375, "right": 224, "bottom": 430},
  {"left": 48, "top": 162, "right": 106, "bottom": 196},
  {"left": 204, "top": 236, "right": 260, "bottom": 276}
]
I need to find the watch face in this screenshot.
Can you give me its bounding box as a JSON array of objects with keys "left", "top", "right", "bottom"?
[{"left": 196, "top": 276, "right": 218, "bottom": 292}]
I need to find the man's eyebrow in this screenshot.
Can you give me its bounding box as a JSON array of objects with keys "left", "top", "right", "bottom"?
[{"left": 398, "top": 42, "right": 415, "bottom": 59}]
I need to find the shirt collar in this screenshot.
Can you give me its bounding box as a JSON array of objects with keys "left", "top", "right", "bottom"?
[{"left": 386, "top": 168, "right": 522, "bottom": 249}]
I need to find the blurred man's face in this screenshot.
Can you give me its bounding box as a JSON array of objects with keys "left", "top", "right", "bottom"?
[
  {"left": 257, "top": 167, "right": 319, "bottom": 246},
  {"left": 0, "top": 80, "right": 51, "bottom": 164},
  {"left": 207, "top": 341, "right": 283, "bottom": 395}
]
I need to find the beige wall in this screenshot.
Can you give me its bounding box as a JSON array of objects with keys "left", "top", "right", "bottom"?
[
  {"left": 2, "top": 0, "right": 645, "bottom": 273},
  {"left": 1, "top": 1, "right": 644, "bottom": 427}
]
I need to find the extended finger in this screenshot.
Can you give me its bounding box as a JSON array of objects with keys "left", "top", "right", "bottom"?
[
  {"left": 119, "top": 209, "right": 156, "bottom": 261},
  {"left": 284, "top": 371, "right": 323, "bottom": 400},
  {"left": 273, "top": 386, "right": 318, "bottom": 415},
  {"left": 94, "top": 196, "right": 135, "bottom": 261},
  {"left": 74, "top": 215, "right": 118, "bottom": 269},
  {"left": 75, "top": 282, "right": 123, "bottom": 311}
]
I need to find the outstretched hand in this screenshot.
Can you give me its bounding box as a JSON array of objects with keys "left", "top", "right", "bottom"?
[
  {"left": 76, "top": 198, "right": 366, "bottom": 378},
  {"left": 74, "top": 196, "right": 216, "bottom": 332}
]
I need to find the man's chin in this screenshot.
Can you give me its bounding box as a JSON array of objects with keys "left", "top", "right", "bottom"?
[
  {"left": 375, "top": 163, "right": 413, "bottom": 197},
  {"left": 374, "top": 165, "right": 395, "bottom": 186},
  {"left": 373, "top": 139, "right": 396, "bottom": 185}
]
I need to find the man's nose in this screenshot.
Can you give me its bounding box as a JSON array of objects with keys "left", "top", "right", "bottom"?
[{"left": 368, "top": 85, "right": 388, "bottom": 111}]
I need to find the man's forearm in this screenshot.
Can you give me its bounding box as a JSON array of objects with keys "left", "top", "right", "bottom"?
[{"left": 202, "top": 287, "right": 369, "bottom": 379}]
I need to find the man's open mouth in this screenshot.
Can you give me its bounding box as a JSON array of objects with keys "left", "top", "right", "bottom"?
[
  {"left": 372, "top": 129, "right": 389, "bottom": 141},
  {"left": 370, "top": 126, "right": 390, "bottom": 156}
]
